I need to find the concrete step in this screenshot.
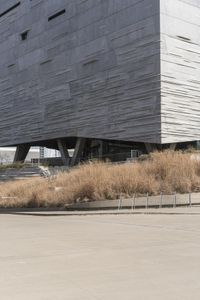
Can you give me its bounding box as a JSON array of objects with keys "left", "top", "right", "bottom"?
[{"left": 0, "top": 167, "right": 44, "bottom": 182}]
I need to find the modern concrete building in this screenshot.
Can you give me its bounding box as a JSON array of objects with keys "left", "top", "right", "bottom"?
[
  {"left": 0, "top": 0, "right": 199, "bottom": 165},
  {"left": 0, "top": 147, "right": 39, "bottom": 164}
]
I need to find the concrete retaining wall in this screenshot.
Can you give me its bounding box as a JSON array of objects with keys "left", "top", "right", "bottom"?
[{"left": 68, "top": 193, "right": 200, "bottom": 210}]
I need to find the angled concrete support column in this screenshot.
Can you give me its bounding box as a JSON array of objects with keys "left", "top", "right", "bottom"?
[
  {"left": 70, "top": 137, "right": 86, "bottom": 167},
  {"left": 145, "top": 143, "right": 158, "bottom": 154},
  {"left": 14, "top": 144, "right": 30, "bottom": 163},
  {"left": 169, "top": 143, "right": 177, "bottom": 151},
  {"left": 99, "top": 141, "right": 104, "bottom": 159},
  {"left": 57, "top": 139, "right": 70, "bottom": 166}
]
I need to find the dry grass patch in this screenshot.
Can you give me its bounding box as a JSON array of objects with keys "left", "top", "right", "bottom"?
[{"left": 0, "top": 150, "right": 200, "bottom": 208}]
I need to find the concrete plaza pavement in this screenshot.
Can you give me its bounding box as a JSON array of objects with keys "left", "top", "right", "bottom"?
[{"left": 0, "top": 209, "right": 200, "bottom": 299}]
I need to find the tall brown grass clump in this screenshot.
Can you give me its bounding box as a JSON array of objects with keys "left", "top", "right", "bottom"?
[{"left": 0, "top": 150, "right": 200, "bottom": 208}]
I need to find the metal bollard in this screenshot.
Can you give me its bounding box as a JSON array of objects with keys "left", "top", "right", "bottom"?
[
  {"left": 118, "top": 196, "right": 122, "bottom": 211},
  {"left": 132, "top": 194, "right": 136, "bottom": 210},
  {"left": 146, "top": 193, "right": 149, "bottom": 209},
  {"left": 189, "top": 192, "right": 192, "bottom": 208},
  {"left": 173, "top": 192, "right": 177, "bottom": 208},
  {"left": 131, "top": 197, "right": 134, "bottom": 210},
  {"left": 160, "top": 192, "right": 163, "bottom": 208}
]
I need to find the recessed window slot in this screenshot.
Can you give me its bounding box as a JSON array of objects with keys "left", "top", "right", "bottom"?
[
  {"left": 48, "top": 9, "right": 66, "bottom": 21},
  {"left": 21, "top": 30, "right": 29, "bottom": 41},
  {"left": 0, "top": 2, "right": 21, "bottom": 18},
  {"left": 177, "top": 35, "right": 191, "bottom": 42},
  {"left": 40, "top": 59, "right": 52, "bottom": 65},
  {"left": 83, "top": 59, "right": 99, "bottom": 66},
  {"left": 8, "top": 63, "right": 15, "bottom": 68}
]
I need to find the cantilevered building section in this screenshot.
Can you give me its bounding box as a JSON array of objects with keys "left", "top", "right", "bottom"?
[
  {"left": 0, "top": 0, "right": 199, "bottom": 165},
  {"left": 160, "top": 0, "right": 200, "bottom": 144}
]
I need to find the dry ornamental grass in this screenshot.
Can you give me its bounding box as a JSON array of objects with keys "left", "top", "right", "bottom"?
[{"left": 0, "top": 150, "right": 200, "bottom": 208}]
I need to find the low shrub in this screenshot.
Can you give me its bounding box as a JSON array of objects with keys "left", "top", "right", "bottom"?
[{"left": 0, "top": 150, "right": 200, "bottom": 208}]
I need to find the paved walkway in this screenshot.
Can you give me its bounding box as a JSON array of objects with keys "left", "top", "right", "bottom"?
[
  {"left": 0, "top": 208, "right": 200, "bottom": 299},
  {"left": 1, "top": 205, "right": 200, "bottom": 216}
]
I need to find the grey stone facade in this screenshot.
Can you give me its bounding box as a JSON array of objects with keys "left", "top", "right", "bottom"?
[
  {"left": 161, "top": 0, "right": 200, "bottom": 144},
  {"left": 0, "top": 0, "right": 160, "bottom": 148},
  {"left": 0, "top": 0, "right": 199, "bottom": 153}
]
